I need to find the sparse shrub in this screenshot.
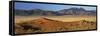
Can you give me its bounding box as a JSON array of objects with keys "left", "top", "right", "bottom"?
[
  {"left": 21, "top": 24, "right": 40, "bottom": 30},
  {"left": 81, "top": 20, "right": 87, "bottom": 23},
  {"left": 16, "top": 21, "right": 41, "bottom": 33},
  {"left": 80, "top": 20, "right": 90, "bottom": 24},
  {"left": 80, "top": 19, "right": 95, "bottom": 25}
]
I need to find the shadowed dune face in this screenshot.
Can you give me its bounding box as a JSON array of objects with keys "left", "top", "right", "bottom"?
[{"left": 15, "top": 17, "right": 96, "bottom": 34}]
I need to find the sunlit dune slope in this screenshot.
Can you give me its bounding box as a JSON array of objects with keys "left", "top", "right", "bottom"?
[{"left": 15, "top": 17, "right": 96, "bottom": 34}]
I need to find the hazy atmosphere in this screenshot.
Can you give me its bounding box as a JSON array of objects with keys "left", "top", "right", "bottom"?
[
  {"left": 14, "top": 2, "right": 97, "bottom": 35},
  {"left": 15, "top": 2, "right": 96, "bottom": 11}
]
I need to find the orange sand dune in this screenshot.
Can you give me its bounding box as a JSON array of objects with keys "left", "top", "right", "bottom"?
[{"left": 15, "top": 17, "right": 96, "bottom": 34}]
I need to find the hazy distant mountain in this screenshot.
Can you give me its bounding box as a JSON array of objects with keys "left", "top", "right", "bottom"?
[
  {"left": 15, "top": 9, "right": 61, "bottom": 16},
  {"left": 15, "top": 8, "right": 96, "bottom": 16},
  {"left": 58, "top": 8, "right": 96, "bottom": 15}
]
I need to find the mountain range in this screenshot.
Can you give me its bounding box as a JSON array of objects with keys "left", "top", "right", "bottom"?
[{"left": 15, "top": 8, "right": 96, "bottom": 16}]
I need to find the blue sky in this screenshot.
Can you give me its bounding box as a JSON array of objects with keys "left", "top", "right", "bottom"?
[{"left": 15, "top": 2, "right": 96, "bottom": 11}]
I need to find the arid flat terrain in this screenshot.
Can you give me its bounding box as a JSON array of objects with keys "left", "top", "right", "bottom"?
[
  {"left": 15, "top": 15, "right": 96, "bottom": 23},
  {"left": 15, "top": 16, "right": 96, "bottom": 34}
]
